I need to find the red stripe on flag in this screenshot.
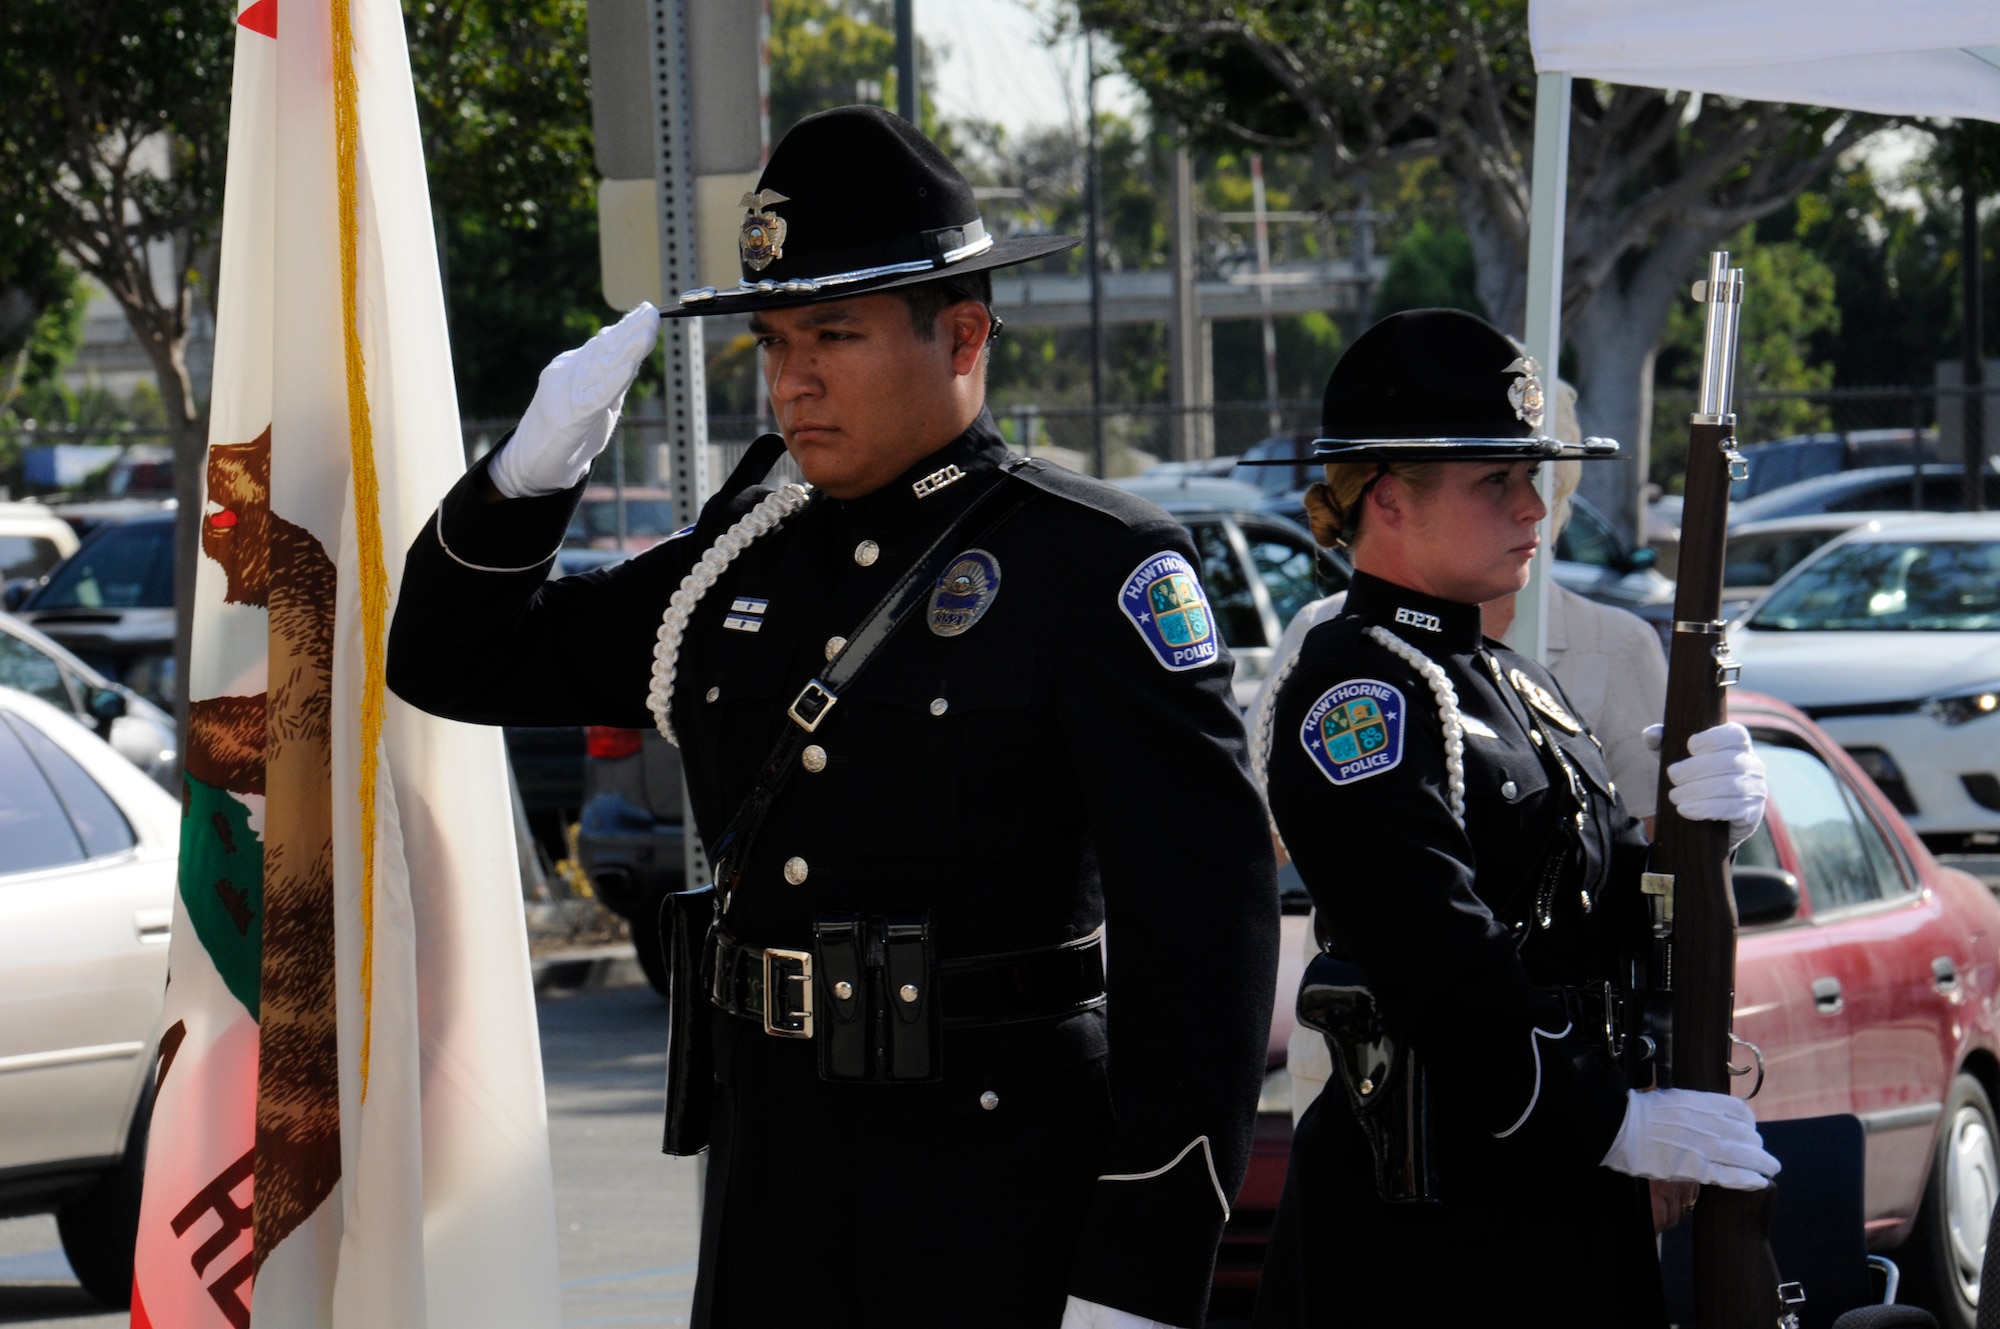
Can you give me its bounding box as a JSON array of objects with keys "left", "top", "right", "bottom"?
[
  {"left": 237, "top": 0, "right": 276, "bottom": 38},
  {"left": 130, "top": 1279, "right": 153, "bottom": 1329}
]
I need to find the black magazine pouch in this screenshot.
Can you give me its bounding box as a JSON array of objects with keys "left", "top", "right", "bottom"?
[
  {"left": 812, "top": 912, "right": 941, "bottom": 1083},
  {"left": 660, "top": 884, "right": 717, "bottom": 1156},
  {"left": 1296, "top": 951, "right": 1440, "bottom": 1204}
]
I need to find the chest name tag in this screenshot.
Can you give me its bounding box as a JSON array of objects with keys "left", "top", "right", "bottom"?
[
  {"left": 1301, "top": 679, "right": 1405, "bottom": 785},
  {"left": 929, "top": 549, "right": 1001, "bottom": 637},
  {"left": 1118, "top": 552, "right": 1219, "bottom": 671},
  {"left": 1507, "top": 667, "right": 1583, "bottom": 734}
]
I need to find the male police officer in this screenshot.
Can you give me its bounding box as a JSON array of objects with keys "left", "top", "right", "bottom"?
[{"left": 387, "top": 106, "right": 1279, "bottom": 1329}]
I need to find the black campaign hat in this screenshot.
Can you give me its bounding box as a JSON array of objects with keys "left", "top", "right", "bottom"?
[
  {"left": 1247, "top": 308, "right": 1618, "bottom": 463},
  {"left": 664, "top": 105, "right": 1079, "bottom": 318}
]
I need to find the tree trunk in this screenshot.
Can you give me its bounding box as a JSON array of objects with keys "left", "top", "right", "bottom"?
[
  {"left": 128, "top": 309, "right": 204, "bottom": 780},
  {"left": 1458, "top": 178, "right": 1527, "bottom": 336},
  {"left": 1568, "top": 301, "right": 1657, "bottom": 542}
]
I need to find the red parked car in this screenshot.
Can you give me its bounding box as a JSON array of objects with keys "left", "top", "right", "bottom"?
[{"left": 1217, "top": 690, "right": 2000, "bottom": 1329}]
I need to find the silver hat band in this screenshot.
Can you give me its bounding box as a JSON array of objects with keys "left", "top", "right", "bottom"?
[
  {"left": 679, "top": 224, "right": 994, "bottom": 306},
  {"left": 1305, "top": 436, "right": 1620, "bottom": 459}
]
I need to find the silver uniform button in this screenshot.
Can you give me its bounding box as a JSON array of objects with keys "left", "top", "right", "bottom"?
[
  {"left": 705, "top": 686, "right": 720, "bottom": 703},
  {"left": 899, "top": 984, "right": 920, "bottom": 1003},
  {"left": 979, "top": 1090, "right": 1000, "bottom": 1111},
  {"left": 854, "top": 540, "right": 880, "bottom": 567},
  {"left": 1608, "top": 780, "right": 1618, "bottom": 799},
  {"left": 825, "top": 635, "right": 847, "bottom": 661},
  {"left": 833, "top": 981, "right": 854, "bottom": 1000},
  {"left": 1501, "top": 780, "right": 1518, "bottom": 800},
  {"left": 802, "top": 745, "right": 828, "bottom": 773},
  {"left": 783, "top": 856, "right": 809, "bottom": 885},
  {"left": 929, "top": 697, "right": 949, "bottom": 717}
]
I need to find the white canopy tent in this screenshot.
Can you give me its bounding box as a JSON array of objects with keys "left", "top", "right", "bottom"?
[{"left": 1511, "top": 0, "right": 2000, "bottom": 658}]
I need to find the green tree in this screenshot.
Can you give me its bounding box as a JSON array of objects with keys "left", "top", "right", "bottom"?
[
  {"left": 1078, "top": 0, "right": 1876, "bottom": 535},
  {"left": 1370, "top": 220, "right": 1486, "bottom": 322},
  {"left": 406, "top": 0, "right": 605, "bottom": 421},
  {"left": 0, "top": 0, "right": 234, "bottom": 464},
  {"left": 1649, "top": 228, "right": 1840, "bottom": 489}
]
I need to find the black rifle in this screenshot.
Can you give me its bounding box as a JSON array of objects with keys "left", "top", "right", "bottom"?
[{"left": 1649, "top": 253, "right": 1798, "bottom": 1328}]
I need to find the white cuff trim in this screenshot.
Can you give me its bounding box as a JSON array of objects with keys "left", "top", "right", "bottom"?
[
  {"left": 1493, "top": 1022, "right": 1573, "bottom": 1140},
  {"left": 1097, "top": 1134, "right": 1229, "bottom": 1220},
  {"left": 433, "top": 506, "right": 561, "bottom": 575}
]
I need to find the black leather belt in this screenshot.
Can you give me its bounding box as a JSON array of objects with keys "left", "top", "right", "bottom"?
[{"left": 710, "top": 928, "right": 1107, "bottom": 1038}]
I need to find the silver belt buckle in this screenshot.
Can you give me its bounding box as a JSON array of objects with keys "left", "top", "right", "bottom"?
[
  {"left": 762, "top": 946, "right": 815, "bottom": 1038},
  {"left": 787, "top": 679, "right": 837, "bottom": 732}
]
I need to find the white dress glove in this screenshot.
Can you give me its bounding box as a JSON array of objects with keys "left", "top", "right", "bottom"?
[
  {"left": 1600, "top": 1088, "right": 1780, "bottom": 1190},
  {"left": 1644, "top": 721, "right": 1768, "bottom": 850},
  {"left": 488, "top": 302, "right": 661, "bottom": 498},
  {"left": 1061, "top": 1296, "right": 1182, "bottom": 1329}
]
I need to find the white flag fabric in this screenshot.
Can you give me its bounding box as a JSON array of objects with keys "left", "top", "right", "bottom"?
[
  {"left": 132, "top": 0, "right": 562, "bottom": 1325},
  {"left": 1530, "top": 0, "right": 2000, "bottom": 122}
]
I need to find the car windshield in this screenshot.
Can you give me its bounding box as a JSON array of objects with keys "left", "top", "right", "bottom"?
[
  {"left": 0, "top": 533, "right": 66, "bottom": 580},
  {"left": 1749, "top": 538, "right": 2000, "bottom": 631},
  {"left": 1724, "top": 528, "right": 1847, "bottom": 589},
  {"left": 34, "top": 522, "right": 175, "bottom": 609}
]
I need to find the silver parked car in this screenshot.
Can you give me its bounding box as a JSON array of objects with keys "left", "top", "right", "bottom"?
[{"left": 0, "top": 686, "right": 177, "bottom": 1307}]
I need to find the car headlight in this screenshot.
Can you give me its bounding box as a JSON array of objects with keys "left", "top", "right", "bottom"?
[{"left": 1923, "top": 682, "right": 2000, "bottom": 727}]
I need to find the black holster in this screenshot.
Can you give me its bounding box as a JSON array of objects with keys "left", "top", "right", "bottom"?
[
  {"left": 1297, "top": 952, "right": 1440, "bottom": 1204},
  {"left": 660, "top": 884, "right": 717, "bottom": 1156},
  {"left": 813, "top": 912, "right": 941, "bottom": 1083}
]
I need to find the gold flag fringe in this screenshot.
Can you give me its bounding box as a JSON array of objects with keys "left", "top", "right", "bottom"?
[{"left": 331, "top": 0, "right": 389, "bottom": 1103}]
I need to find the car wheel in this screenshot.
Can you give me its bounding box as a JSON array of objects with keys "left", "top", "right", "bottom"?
[
  {"left": 630, "top": 898, "right": 671, "bottom": 999},
  {"left": 57, "top": 1078, "right": 153, "bottom": 1308},
  {"left": 1902, "top": 1072, "right": 1999, "bottom": 1329}
]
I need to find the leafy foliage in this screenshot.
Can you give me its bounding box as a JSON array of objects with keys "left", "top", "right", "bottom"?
[
  {"left": 0, "top": 0, "right": 237, "bottom": 446},
  {"left": 406, "top": 0, "right": 606, "bottom": 420}
]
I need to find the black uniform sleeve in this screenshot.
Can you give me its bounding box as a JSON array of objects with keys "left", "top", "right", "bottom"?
[
  {"left": 386, "top": 445, "right": 728, "bottom": 729},
  {"left": 1057, "top": 519, "right": 1280, "bottom": 1328},
  {"left": 1266, "top": 630, "right": 1630, "bottom": 1172}
]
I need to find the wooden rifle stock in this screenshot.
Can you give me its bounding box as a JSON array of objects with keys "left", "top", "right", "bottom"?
[{"left": 1650, "top": 254, "right": 1795, "bottom": 1328}]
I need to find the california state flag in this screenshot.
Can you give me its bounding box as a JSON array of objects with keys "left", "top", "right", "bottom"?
[{"left": 132, "top": 0, "right": 562, "bottom": 1324}]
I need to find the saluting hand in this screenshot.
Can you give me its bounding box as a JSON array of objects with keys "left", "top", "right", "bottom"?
[
  {"left": 1645, "top": 721, "right": 1768, "bottom": 851},
  {"left": 488, "top": 302, "right": 662, "bottom": 499}
]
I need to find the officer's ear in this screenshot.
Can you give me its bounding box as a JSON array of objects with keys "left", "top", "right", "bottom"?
[{"left": 943, "top": 300, "right": 991, "bottom": 377}]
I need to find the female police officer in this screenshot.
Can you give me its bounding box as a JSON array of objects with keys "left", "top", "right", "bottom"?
[{"left": 1251, "top": 310, "right": 1779, "bottom": 1327}]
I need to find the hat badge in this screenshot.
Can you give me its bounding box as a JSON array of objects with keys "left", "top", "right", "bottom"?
[
  {"left": 738, "top": 189, "right": 790, "bottom": 272},
  {"left": 1504, "top": 356, "right": 1545, "bottom": 431}
]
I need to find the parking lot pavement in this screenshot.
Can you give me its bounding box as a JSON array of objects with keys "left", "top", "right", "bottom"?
[{"left": 0, "top": 968, "right": 700, "bottom": 1329}]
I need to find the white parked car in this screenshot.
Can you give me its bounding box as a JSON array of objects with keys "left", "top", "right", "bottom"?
[
  {"left": 0, "top": 612, "right": 178, "bottom": 790},
  {"left": 0, "top": 500, "right": 80, "bottom": 592},
  {"left": 1721, "top": 514, "right": 1920, "bottom": 624},
  {"left": 0, "top": 686, "right": 177, "bottom": 1307},
  {"left": 1729, "top": 515, "right": 2000, "bottom": 858}
]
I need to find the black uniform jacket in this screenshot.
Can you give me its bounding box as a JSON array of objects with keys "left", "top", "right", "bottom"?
[
  {"left": 387, "top": 411, "right": 1280, "bottom": 1328},
  {"left": 1253, "top": 572, "right": 1664, "bottom": 1328}
]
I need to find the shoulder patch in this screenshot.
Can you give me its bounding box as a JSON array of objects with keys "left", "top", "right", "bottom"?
[
  {"left": 1300, "top": 679, "right": 1406, "bottom": 785},
  {"left": 1117, "top": 551, "right": 1219, "bottom": 671}
]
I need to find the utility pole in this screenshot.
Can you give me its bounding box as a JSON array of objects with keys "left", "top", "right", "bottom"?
[
  {"left": 1084, "top": 29, "right": 1106, "bottom": 478},
  {"left": 895, "top": 0, "right": 917, "bottom": 124},
  {"left": 1167, "top": 141, "right": 1211, "bottom": 462},
  {"left": 1250, "top": 154, "right": 1281, "bottom": 436},
  {"left": 1964, "top": 131, "right": 1987, "bottom": 512}
]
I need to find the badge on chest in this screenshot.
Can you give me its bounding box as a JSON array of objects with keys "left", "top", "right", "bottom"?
[
  {"left": 1507, "top": 667, "right": 1582, "bottom": 734},
  {"left": 928, "top": 549, "right": 1002, "bottom": 637},
  {"left": 1300, "top": 679, "right": 1406, "bottom": 785}
]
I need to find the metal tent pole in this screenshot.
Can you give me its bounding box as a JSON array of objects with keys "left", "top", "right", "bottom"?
[{"left": 1510, "top": 70, "right": 1572, "bottom": 663}]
